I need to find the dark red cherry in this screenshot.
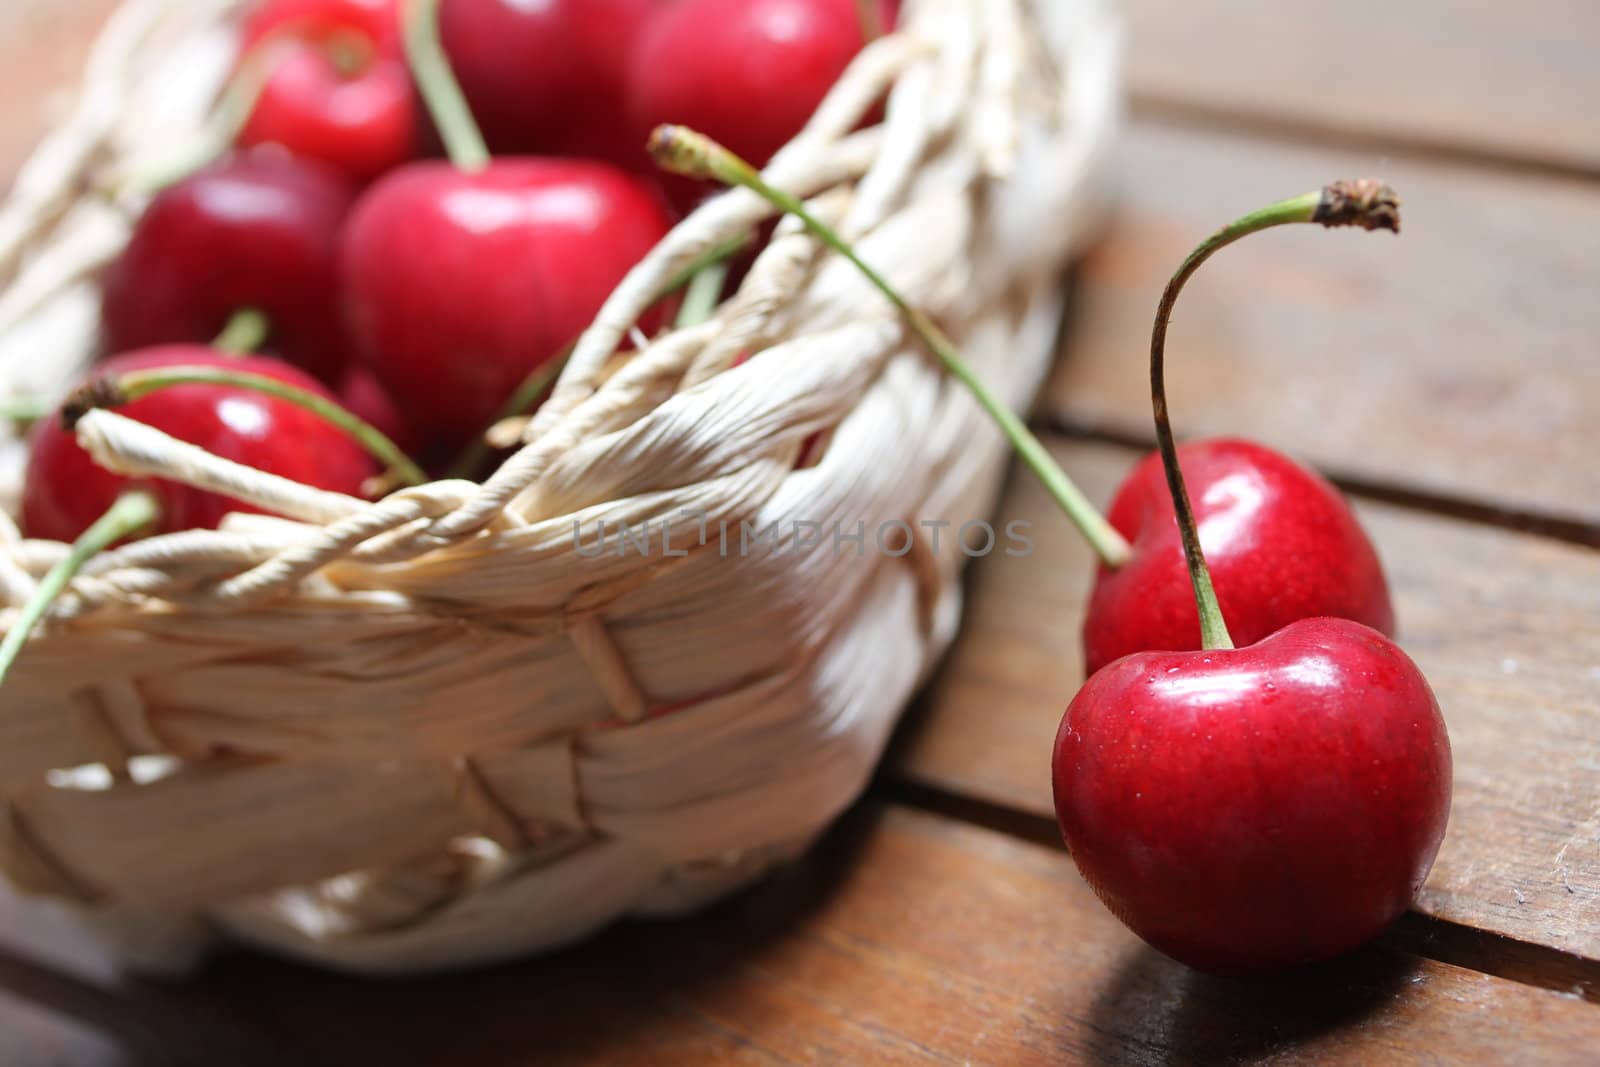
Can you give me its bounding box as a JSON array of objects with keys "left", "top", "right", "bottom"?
[
  {"left": 1054, "top": 616, "right": 1451, "bottom": 973},
  {"left": 1082, "top": 438, "right": 1394, "bottom": 676},
  {"left": 437, "top": 0, "right": 659, "bottom": 168},
  {"left": 22, "top": 347, "right": 376, "bottom": 541},
  {"left": 336, "top": 363, "right": 421, "bottom": 457},
  {"left": 340, "top": 158, "right": 673, "bottom": 447},
  {"left": 238, "top": 0, "right": 419, "bottom": 184},
  {"left": 627, "top": 0, "right": 892, "bottom": 212},
  {"left": 101, "top": 150, "right": 357, "bottom": 385}
]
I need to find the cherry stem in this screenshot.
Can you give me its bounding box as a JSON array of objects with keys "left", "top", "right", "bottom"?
[
  {"left": 444, "top": 345, "right": 573, "bottom": 480},
  {"left": 1, "top": 396, "right": 50, "bottom": 426},
  {"left": 0, "top": 490, "right": 161, "bottom": 689},
  {"left": 1151, "top": 179, "right": 1400, "bottom": 651},
  {"left": 323, "top": 27, "right": 376, "bottom": 78},
  {"left": 676, "top": 260, "right": 729, "bottom": 328},
  {"left": 212, "top": 307, "right": 270, "bottom": 355},
  {"left": 856, "top": 0, "right": 886, "bottom": 41},
  {"left": 405, "top": 0, "right": 491, "bottom": 172},
  {"left": 66, "top": 366, "right": 428, "bottom": 490},
  {"left": 648, "top": 124, "right": 1133, "bottom": 567}
]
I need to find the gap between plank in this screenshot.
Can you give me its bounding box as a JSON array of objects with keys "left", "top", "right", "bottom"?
[
  {"left": 874, "top": 777, "right": 1600, "bottom": 1006},
  {"left": 1035, "top": 414, "right": 1600, "bottom": 551},
  {"left": 1130, "top": 93, "right": 1600, "bottom": 187}
]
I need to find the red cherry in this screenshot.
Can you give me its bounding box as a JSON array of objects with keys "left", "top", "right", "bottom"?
[
  {"left": 101, "top": 151, "right": 357, "bottom": 385},
  {"left": 1053, "top": 617, "right": 1451, "bottom": 973},
  {"left": 627, "top": 0, "right": 890, "bottom": 212},
  {"left": 336, "top": 363, "right": 422, "bottom": 456},
  {"left": 22, "top": 347, "right": 376, "bottom": 542},
  {"left": 238, "top": 0, "right": 419, "bottom": 184},
  {"left": 340, "top": 158, "right": 673, "bottom": 447},
  {"left": 1083, "top": 439, "right": 1394, "bottom": 675},
  {"left": 438, "top": 0, "right": 659, "bottom": 168}
]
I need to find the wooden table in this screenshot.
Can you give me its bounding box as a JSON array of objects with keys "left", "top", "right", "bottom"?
[{"left": 3, "top": 2, "right": 1599, "bottom": 1063}]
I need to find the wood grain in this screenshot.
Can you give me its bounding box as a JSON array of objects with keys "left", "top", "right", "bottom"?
[
  {"left": 1125, "top": 0, "right": 1600, "bottom": 175},
  {"left": 9, "top": 805, "right": 1582, "bottom": 1067},
  {"left": 893, "top": 437, "right": 1600, "bottom": 963},
  {"left": 1048, "top": 122, "right": 1600, "bottom": 533}
]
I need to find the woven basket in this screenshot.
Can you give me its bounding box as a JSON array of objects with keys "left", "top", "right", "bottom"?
[{"left": 0, "top": 0, "right": 1121, "bottom": 974}]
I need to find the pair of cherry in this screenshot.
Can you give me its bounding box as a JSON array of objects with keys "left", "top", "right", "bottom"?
[{"left": 1060, "top": 192, "right": 1450, "bottom": 975}]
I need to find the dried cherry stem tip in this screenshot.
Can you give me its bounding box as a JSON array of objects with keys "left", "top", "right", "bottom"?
[
  {"left": 64, "top": 366, "right": 427, "bottom": 489},
  {"left": 649, "top": 124, "right": 1133, "bottom": 568},
  {"left": 0, "top": 490, "right": 161, "bottom": 689},
  {"left": 1151, "top": 180, "right": 1401, "bottom": 651}
]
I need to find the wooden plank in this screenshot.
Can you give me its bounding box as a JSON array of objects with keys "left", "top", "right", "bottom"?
[
  {"left": 1048, "top": 121, "right": 1600, "bottom": 533},
  {"left": 58, "top": 805, "right": 1600, "bottom": 1066},
  {"left": 1125, "top": 0, "right": 1600, "bottom": 175},
  {"left": 0, "top": 0, "right": 120, "bottom": 190},
  {"left": 894, "top": 437, "right": 1600, "bottom": 963},
  {"left": 0, "top": 879, "right": 294, "bottom": 1067}
]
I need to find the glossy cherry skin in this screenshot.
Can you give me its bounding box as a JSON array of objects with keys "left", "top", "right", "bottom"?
[
  {"left": 237, "top": 0, "right": 418, "bottom": 184},
  {"left": 439, "top": 0, "right": 658, "bottom": 168},
  {"left": 1054, "top": 617, "right": 1452, "bottom": 974},
  {"left": 101, "top": 151, "right": 357, "bottom": 385},
  {"left": 627, "top": 0, "right": 893, "bottom": 212},
  {"left": 340, "top": 159, "right": 673, "bottom": 447},
  {"left": 22, "top": 347, "right": 377, "bottom": 542},
  {"left": 1083, "top": 439, "right": 1394, "bottom": 676}
]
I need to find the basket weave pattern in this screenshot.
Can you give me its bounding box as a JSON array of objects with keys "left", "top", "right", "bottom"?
[{"left": 0, "top": 0, "right": 1121, "bottom": 973}]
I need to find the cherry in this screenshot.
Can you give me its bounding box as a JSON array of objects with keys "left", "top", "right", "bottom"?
[
  {"left": 1053, "top": 617, "right": 1451, "bottom": 973},
  {"left": 1054, "top": 180, "right": 1449, "bottom": 973},
  {"left": 237, "top": 0, "right": 419, "bottom": 184},
  {"left": 22, "top": 347, "right": 377, "bottom": 542},
  {"left": 628, "top": 0, "right": 893, "bottom": 212},
  {"left": 101, "top": 150, "right": 357, "bottom": 385},
  {"left": 1082, "top": 439, "right": 1393, "bottom": 675},
  {"left": 437, "top": 0, "right": 659, "bottom": 168},
  {"left": 340, "top": 159, "right": 673, "bottom": 447},
  {"left": 337, "top": 363, "right": 422, "bottom": 457},
  {"left": 341, "top": 1, "right": 675, "bottom": 449}
]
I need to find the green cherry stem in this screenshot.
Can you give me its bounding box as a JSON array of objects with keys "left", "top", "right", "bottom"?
[
  {"left": 675, "top": 259, "right": 729, "bottom": 328},
  {"left": 648, "top": 124, "right": 1132, "bottom": 567},
  {"left": 1151, "top": 179, "right": 1401, "bottom": 650},
  {"left": 444, "top": 344, "right": 574, "bottom": 479},
  {"left": 855, "top": 0, "right": 886, "bottom": 41},
  {"left": 405, "top": 0, "right": 491, "bottom": 172},
  {"left": 64, "top": 366, "right": 428, "bottom": 489},
  {"left": 0, "top": 490, "right": 161, "bottom": 688},
  {"left": 212, "top": 307, "right": 271, "bottom": 355},
  {"left": 1, "top": 396, "right": 51, "bottom": 426}
]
